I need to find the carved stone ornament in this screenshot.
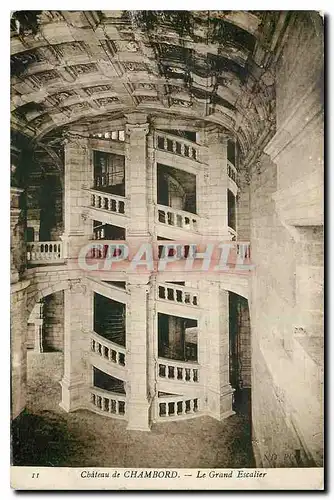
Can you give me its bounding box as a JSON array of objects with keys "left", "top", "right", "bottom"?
[{"left": 68, "top": 278, "right": 87, "bottom": 295}]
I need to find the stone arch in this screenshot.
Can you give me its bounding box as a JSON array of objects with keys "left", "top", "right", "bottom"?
[
  {"left": 26, "top": 277, "right": 71, "bottom": 317},
  {"left": 219, "top": 275, "right": 250, "bottom": 301}
]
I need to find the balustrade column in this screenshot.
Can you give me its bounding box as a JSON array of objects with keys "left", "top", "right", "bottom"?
[
  {"left": 62, "top": 137, "right": 93, "bottom": 260},
  {"left": 198, "top": 280, "right": 234, "bottom": 420},
  {"left": 126, "top": 278, "right": 151, "bottom": 431},
  {"left": 60, "top": 279, "right": 92, "bottom": 412}
]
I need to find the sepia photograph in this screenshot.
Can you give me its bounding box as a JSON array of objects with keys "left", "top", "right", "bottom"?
[{"left": 9, "top": 9, "right": 324, "bottom": 490}]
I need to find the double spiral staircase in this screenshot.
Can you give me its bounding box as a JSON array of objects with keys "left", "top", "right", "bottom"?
[{"left": 26, "top": 128, "right": 242, "bottom": 424}]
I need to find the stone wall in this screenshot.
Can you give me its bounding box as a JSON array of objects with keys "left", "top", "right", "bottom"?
[
  {"left": 11, "top": 281, "right": 30, "bottom": 419},
  {"left": 250, "top": 13, "right": 323, "bottom": 467},
  {"left": 250, "top": 147, "right": 323, "bottom": 466}
]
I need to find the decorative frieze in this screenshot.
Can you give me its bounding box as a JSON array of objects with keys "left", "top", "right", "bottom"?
[
  {"left": 50, "top": 90, "right": 77, "bottom": 104},
  {"left": 68, "top": 63, "right": 98, "bottom": 77},
  {"left": 94, "top": 96, "right": 120, "bottom": 107},
  {"left": 84, "top": 85, "right": 113, "bottom": 96},
  {"left": 30, "top": 70, "right": 60, "bottom": 86}
]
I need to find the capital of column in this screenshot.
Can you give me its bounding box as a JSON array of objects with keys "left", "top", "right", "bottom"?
[
  {"left": 68, "top": 278, "right": 87, "bottom": 295},
  {"left": 205, "top": 125, "right": 231, "bottom": 146},
  {"left": 127, "top": 276, "right": 150, "bottom": 290},
  {"left": 27, "top": 208, "right": 41, "bottom": 218},
  {"left": 125, "top": 122, "right": 149, "bottom": 136},
  {"left": 125, "top": 113, "right": 149, "bottom": 136},
  {"left": 64, "top": 134, "right": 89, "bottom": 149},
  {"left": 11, "top": 187, "right": 24, "bottom": 210}
]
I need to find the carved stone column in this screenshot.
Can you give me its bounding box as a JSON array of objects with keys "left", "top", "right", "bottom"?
[
  {"left": 199, "top": 280, "right": 234, "bottom": 420},
  {"left": 201, "top": 126, "right": 230, "bottom": 239},
  {"left": 26, "top": 208, "right": 41, "bottom": 241},
  {"left": 125, "top": 113, "right": 150, "bottom": 237},
  {"left": 60, "top": 278, "right": 91, "bottom": 412},
  {"left": 63, "top": 137, "right": 93, "bottom": 261},
  {"left": 11, "top": 279, "right": 30, "bottom": 419},
  {"left": 126, "top": 276, "right": 151, "bottom": 431},
  {"left": 11, "top": 187, "right": 25, "bottom": 284}
]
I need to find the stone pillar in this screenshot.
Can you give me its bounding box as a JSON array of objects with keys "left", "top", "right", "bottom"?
[
  {"left": 124, "top": 114, "right": 153, "bottom": 430},
  {"left": 126, "top": 277, "right": 151, "bottom": 431},
  {"left": 199, "top": 280, "right": 234, "bottom": 420},
  {"left": 63, "top": 137, "right": 92, "bottom": 260},
  {"left": 11, "top": 279, "right": 30, "bottom": 419},
  {"left": 125, "top": 113, "right": 150, "bottom": 237},
  {"left": 26, "top": 208, "right": 41, "bottom": 241},
  {"left": 147, "top": 274, "right": 158, "bottom": 410},
  {"left": 10, "top": 186, "right": 30, "bottom": 420},
  {"left": 201, "top": 127, "right": 230, "bottom": 239},
  {"left": 146, "top": 129, "right": 157, "bottom": 238},
  {"left": 60, "top": 279, "right": 91, "bottom": 412},
  {"left": 168, "top": 316, "right": 183, "bottom": 358},
  {"left": 237, "top": 169, "right": 251, "bottom": 241},
  {"left": 33, "top": 302, "right": 44, "bottom": 353},
  {"left": 34, "top": 321, "right": 43, "bottom": 353},
  {"left": 11, "top": 187, "right": 25, "bottom": 284}
]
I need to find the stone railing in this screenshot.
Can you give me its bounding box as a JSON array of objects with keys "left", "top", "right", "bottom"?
[
  {"left": 155, "top": 132, "right": 199, "bottom": 161},
  {"left": 157, "top": 283, "right": 199, "bottom": 307},
  {"left": 87, "top": 242, "right": 124, "bottom": 259},
  {"left": 26, "top": 241, "right": 63, "bottom": 264},
  {"left": 91, "top": 130, "right": 125, "bottom": 142},
  {"left": 237, "top": 242, "right": 251, "bottom": 261},
  {"left": 158, "top": 357, "right": 199, "bottom": 383},
  {"left": 90, "top": 387, "right": 126, "bottom": 418},
  {"left": 89, "top": 189, "right": 126, "bottom": 215},
  {"left": 227, "top": 160, "right": 239, "bottom": 185},
  {"left": 228, "top": 227, "right": 237, "bottom": 240},
  {"left": 157, "top": 394, "right": 200, "bottom": 419},
  {"left": 157, "top": 205, "right": 199, "bottom": 232},
  {"left": 91, "top": 332, "right": 126, "bottom": 367}
]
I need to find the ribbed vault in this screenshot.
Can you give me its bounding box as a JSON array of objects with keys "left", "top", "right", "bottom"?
[{"left": 11, "top": 10, "right": 292, "bottom": 163}]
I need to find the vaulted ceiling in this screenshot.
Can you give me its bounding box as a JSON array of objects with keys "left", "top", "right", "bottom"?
[{"left": 11, "top": 10, "right": 291, "bottom": 162}]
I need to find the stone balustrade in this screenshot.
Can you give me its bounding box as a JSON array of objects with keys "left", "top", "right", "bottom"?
[
  {"left": 157, "top": 204, "right": 199, "bottom": 232},
  {"left": 155, "top": 131, "right": 199, "bottom": 161},
  {"left": 91, "top": 130, "right": 125, "bottom": 141},
  {"left": 228, "top": 227, "right": 237, "bottom": 240},
  {"left": 89, "top": 189, "right": 126, "bottom": 215},
  {"left": 91, "top": 332, "right": 126, "bottom": 367},
  {"left": 237, "top": 242, "right": 251, "bottom": 261},
  {"left": 157, "top": 283, "right": 199, "bottom": 307},
  {"left": 157, "top": 394, "right": 200, "bottom": 419},
  {"left": 90, "top": 387, "right": 126, "bottom": 417},
  {"left": 27, "top": 241, "right": 63, "bottom": 264},
  {"left": 227, "top": 159, "right": 239, "bottom": 185},
  {"left": 158, "top": 357, "right": 199, "bottom": 383}
]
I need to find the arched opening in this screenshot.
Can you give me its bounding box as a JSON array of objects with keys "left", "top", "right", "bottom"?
[
  {"left": 229, "top": 292, "right": 251, "bottom": 415},
  {"left": 26, "top": 290, "right": 65, "bottom": 415},
  {"left": 157, "top": 163, "right": 197, "bottom": 214}
]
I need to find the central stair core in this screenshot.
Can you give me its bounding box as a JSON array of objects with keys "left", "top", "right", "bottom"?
[{"left": 94, "top": 293, "right": 126, "bottom": 347}]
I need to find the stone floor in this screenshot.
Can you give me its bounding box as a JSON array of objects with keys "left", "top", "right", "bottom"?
[{"left": 12, "top": 352, "right": 255, "bottom": 468}]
